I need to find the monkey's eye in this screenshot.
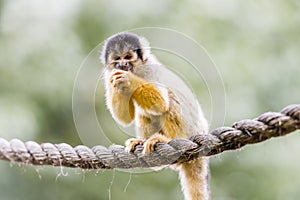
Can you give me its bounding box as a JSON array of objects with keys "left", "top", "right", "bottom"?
[
  {"left": 124, "top": 55, "right": 132, "bottom": 60},
  {"left": 114, "top": 56, "right": 120, "bottom": 60}
]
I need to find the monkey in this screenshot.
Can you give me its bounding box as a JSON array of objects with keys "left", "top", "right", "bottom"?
[{"left": 100, "top": 32, "right": 210, "bottom": 200}]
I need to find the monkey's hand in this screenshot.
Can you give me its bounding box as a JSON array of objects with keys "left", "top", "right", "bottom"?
[{"left": 110, "top": 69, "right": 132, "bottom": 94}]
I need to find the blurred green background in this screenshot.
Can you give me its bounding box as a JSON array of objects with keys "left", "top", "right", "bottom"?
[{"left": 1, "top": 0, "right": 300, "bottom": 200}]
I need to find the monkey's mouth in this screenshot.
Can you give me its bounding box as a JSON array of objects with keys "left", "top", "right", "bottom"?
[{"left": 115, "top": 62, "right": 133, "bottom": 72}]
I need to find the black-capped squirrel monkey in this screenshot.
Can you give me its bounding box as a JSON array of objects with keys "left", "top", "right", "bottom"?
[{"left": 101, "top": 32, "right": 210, "bottom": 200}]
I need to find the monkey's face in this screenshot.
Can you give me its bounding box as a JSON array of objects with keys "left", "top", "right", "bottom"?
[
  {"left": 102, "top": 33, "right": 148, "bottom": 73},
  {"left": 106, "top": 49, "right": 143, "bottom": 72}
]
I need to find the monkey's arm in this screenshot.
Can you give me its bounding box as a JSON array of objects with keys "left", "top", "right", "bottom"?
[
  {"left": 132, "top": 83, "right": 168, "bottom": 115},
  {"left": 110, "top": 69, "right": 168, "bottom": 116},
  {"left": 110, "top": 92, "right": 135, "bottom": 125},
  {"left": 107, "top": 70, "right": 136, "bottom": 125}
]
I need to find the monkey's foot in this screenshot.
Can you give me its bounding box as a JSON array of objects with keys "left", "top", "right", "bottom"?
[
  {"left": 143, "top": 134, "right": 172, "bottom": 154},
  {"left": 125, "top": 138, "right": 145, "bottom": 153}
]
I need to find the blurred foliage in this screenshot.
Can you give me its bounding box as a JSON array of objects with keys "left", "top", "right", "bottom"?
[{"left": 0, "top": 0, "right": 300, "bottom": 200}]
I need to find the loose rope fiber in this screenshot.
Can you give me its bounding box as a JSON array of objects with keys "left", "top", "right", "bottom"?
[{"left": 0, "top": 104, "right": 299, "bottom": 169}]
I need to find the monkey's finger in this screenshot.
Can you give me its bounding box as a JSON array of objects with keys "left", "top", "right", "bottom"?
[{"left": 111, "top": 69, "right": 127, "bottom": 76}]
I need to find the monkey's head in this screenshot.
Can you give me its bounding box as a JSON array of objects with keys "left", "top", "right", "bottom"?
[{"left": 101, "top": 32, "right": 151, "bottom": 72}]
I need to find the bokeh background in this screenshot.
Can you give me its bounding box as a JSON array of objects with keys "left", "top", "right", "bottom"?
[{"left": 1, "top": 0, "right": 300, "bottom": 200}]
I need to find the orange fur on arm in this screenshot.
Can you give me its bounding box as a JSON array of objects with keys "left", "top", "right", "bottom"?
[
  {"left": 111, "top": 91, "right": 135, "bottom": 125},
  {"left": 132, "top": 83, "right": 168, "bottom": 114}
]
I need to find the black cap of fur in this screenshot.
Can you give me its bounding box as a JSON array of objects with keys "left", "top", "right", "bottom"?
[{"left": 103, "top": 33, "right": 142, "bottom": 63}]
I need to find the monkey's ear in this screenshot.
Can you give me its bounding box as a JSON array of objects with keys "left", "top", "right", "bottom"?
[
  {"left": 139, "top": 36, "right": 151, "bottom": 61},
  {"left": 100, "top": 41, "right": 107, "bottom": 65}
]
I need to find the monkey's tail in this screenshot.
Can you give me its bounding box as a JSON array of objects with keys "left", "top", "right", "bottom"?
[{"left": 178, "top": 157, "right": 210, "bottom": 200}]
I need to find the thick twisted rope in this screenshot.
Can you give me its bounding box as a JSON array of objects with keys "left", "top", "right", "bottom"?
[{"left": 0, "top": 104, "right": 299, "bottom": 169}]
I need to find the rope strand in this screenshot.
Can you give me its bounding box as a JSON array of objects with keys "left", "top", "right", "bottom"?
[{"left": 0, "top": 104, "right": 299, "bottom": 169}]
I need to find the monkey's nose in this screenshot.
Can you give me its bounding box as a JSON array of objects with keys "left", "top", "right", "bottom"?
[{"left": 115, "top": 61, "right": 133, "bottom": 71}]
